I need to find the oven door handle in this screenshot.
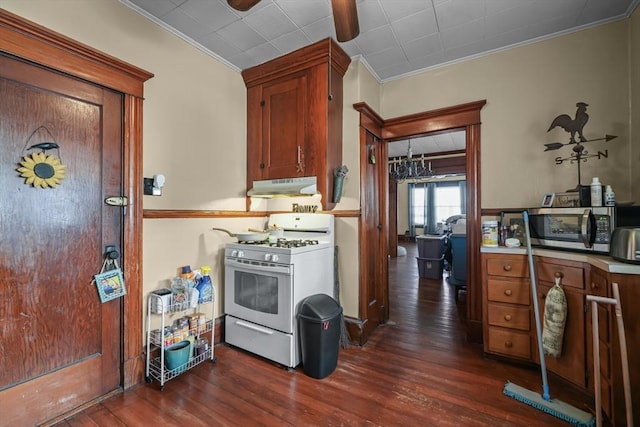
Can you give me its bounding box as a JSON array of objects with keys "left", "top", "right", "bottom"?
[
  {"left": 225, "top": 259, "right": 292, "bottom": 275},
  {"left": 234, "top": 319, "right": 274, "bottom": 335}
]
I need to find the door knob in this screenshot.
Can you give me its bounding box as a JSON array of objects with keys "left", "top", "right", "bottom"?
[{"left": 105, "top": 245, "right": 120, "bottom": 260}]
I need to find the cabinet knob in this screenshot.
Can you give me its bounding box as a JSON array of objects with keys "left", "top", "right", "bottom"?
[
  {"left": 591, "top": 282, "right": 599, "bottom": 290},
  {"left": 504, "top": 289, "right": 512, "bottom": 296},
  {"left": 504, "top": 314, "right": 512, "bottom": 321},
  {"left": 503, "top": 265, "right": 512, "bottom": 272},
  {"left": 505, "top": 341, "right": 513, "bottom": 348}
]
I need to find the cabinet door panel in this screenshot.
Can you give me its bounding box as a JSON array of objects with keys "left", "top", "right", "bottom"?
[
  {"left": 261, "top": 74, "right": 307, "bottom": 179},
  {"left": 535, "top": 283, "right": 586, "bottom": 387}
]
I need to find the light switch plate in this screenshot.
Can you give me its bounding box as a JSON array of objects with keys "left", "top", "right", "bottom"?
[{"left": 143, "top": 178, "right": 154, "bottom": 195}]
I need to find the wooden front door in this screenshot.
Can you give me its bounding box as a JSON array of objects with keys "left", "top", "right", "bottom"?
[{"left": 0, "top": 54, "right": 124, "bottom": 425}]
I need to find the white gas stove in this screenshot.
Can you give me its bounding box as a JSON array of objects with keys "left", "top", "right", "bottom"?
[{"left": 224, "top": 213, "right": 335, "bottom": 368}]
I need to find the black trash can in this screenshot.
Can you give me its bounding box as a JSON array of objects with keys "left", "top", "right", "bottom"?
[{"left": 298, "top": 294, "right": 343, "bottom": 379}]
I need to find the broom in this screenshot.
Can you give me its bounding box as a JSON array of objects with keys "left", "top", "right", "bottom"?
[
  {"left": 333, "top": 246, "right": 350, "bottom": 348},
  {"left": 503, "top": 210, "right": 594, "bottom": 427}
]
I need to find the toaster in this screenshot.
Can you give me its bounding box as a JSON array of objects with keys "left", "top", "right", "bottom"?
[{"left": 610, "top": 227, "right": 640, "bottom": 264}]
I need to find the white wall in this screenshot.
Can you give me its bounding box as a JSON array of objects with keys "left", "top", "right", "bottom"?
[{"left": 382, "top": 21, "right": 632, "bottom": 208}]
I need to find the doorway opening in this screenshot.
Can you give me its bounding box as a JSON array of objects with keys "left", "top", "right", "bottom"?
[
  {"left": 353, "top": 100, "right": 485, "bottom": 344},
  {"left": 388, "top": 130, "right": 468, "bottom": 325},
  {"left": 382, "top": 101, "right": 485, "bottom": 342}
]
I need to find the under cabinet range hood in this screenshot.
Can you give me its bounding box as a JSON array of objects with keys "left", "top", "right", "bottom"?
[{"left": 247, "top": 176, "right": 318, "bottom": 198}]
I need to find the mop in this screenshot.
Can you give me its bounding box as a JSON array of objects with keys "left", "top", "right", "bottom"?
[{"left": 503, "top": 210, "right": 595, "bottom": 427}]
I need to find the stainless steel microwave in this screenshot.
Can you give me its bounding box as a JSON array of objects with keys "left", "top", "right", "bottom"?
[{"left": 527, "top": 206, "right": 640, "bottom": 254}]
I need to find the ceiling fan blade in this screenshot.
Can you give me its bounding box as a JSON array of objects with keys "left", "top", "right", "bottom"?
[
  {"left": 227, "top": 0, "right": 261, "bottom": 12},
  {"left": 331, "top": 0, "right": 360, "bottom": 42}
]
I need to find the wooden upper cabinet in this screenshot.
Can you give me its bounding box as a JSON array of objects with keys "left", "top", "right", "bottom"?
[{"left": 242, "top": 38, "right": 351, "bottom": 210}]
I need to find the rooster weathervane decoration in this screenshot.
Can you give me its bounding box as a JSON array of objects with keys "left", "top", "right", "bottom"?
[{"left": 544, "top": 102, "right": 617, "bottom": 191}]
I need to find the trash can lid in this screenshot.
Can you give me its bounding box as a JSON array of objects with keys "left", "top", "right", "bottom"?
[{"left": 298, "top": 293, "right": 342, "bottom": 321}]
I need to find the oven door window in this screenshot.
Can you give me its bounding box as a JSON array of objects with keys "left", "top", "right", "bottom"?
[
  {"left": 234, "top": 271, "right": 278, "bottom": 314},
  {"left": 224, "top": 259, "right": 294, "bottom": 333}
]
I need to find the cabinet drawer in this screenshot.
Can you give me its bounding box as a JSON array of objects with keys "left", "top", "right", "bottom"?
[
  {"left": 487, "top": 303, "right": 530, "bottom": 331},
  {"left": 537, "top": 261, "right": 584, "bottom": 289},
  {"left": 486, "top": 257, "right": 529, "bottom": 278},
  {"left": 487, "top": 278, "right": 530, "bottom": 305},
  {"left": 487, "top": 327, "right": 531, "bottom": 359}
]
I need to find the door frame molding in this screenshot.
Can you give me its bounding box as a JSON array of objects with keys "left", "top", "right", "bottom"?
[
  {"left": 352, "top": 104, "right": 385, "bottom": 344},
  {"left": 0, "top": 9, "right": 153, "bottom": 388},
  {"left": 354, "top": 100, "right": 486, "bottom": 343}
]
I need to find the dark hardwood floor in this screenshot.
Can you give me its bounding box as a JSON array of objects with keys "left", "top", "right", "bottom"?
[{"left": 52, "top": 242, "right": 594, "bottom": 426}]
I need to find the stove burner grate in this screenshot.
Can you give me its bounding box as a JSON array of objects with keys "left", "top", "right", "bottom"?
[
  {"left": 270, "top": 238, "right": 319, "bottom": 248},
  {"left": 238, "top": 239, "right": 269, "bottom": 245}
]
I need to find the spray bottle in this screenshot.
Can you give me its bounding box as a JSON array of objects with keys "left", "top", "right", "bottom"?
[{"left": 196, "top": 266, "right": 214, "bottom": 304}]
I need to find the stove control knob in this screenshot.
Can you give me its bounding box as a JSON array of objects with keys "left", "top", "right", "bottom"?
[
  {"left": 231, "top": 250, "right": 238, "bottom": 257},
  {"left": 237, "top": 250, "right": 245, "bottom": 258},
  {"left": 264, "top": 253, "right": 271, "bottom": 261},
  {"left": 272, "top": 254, "right": 279, "bottom": 262}
]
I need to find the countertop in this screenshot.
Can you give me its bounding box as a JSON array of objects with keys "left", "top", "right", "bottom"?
[{"left": 480, "top": 246, "right": 640, "bottom": 275}]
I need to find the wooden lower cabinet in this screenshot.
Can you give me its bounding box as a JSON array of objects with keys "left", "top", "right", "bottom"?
[
  {"left": 483, "top": 252, "right": 640, "bottom": 426},
  {"left": 589, "top": 267, "right": 640, "bottom": 427}
]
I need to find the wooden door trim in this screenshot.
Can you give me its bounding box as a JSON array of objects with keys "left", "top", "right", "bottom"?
[
  {"left": 382, "top": 101, "right": 485, "bottom": 139},
  {"left": 354, "top": 100, "right": 486, "bottom": 344},
  {"left": 0, "top": 10, "right": 153, "bottom": 389},
  {"left": 0, "top": 9, "right": 152, "bottom": 97},
  {"left": 353, "top": 104, "right": 386, "bottom": 344}
]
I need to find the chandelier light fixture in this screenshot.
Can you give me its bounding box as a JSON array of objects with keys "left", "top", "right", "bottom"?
[{"left": 388, "top": 139, "right": 434, "bottom": 181}]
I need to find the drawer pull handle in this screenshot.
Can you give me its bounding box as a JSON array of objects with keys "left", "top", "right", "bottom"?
[
  {"left": 504, "top": 289, "right": 512, "bottom": 296},
  {"left": 504, "top": 314, "right": 512, "bottom": 321},
  {"left": 505, "top": 341, "right": 513, "bottom": 348},
  {"left": 503, "top": 265, "right": 512, "bottom": 272}
]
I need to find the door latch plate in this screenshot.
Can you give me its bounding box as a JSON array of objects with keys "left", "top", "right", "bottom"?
[{"left": 105, "top": 196, "right": 128, "bottom": 206}]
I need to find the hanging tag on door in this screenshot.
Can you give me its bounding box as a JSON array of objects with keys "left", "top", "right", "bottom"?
[
  {"left": 369, "top": 147, "right": 376, "bottom": 164},
  {"left": 91, "top": 258, "right": 126, "bottom": 303}
]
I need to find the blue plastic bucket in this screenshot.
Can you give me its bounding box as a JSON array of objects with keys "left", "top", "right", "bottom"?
[{"left": 165, "top": 340, "right": 190, "bottom": 371}]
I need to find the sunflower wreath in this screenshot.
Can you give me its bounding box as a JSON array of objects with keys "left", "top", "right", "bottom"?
[{"left": 17, "top": 126, "right": 66, "bottom": 189}]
